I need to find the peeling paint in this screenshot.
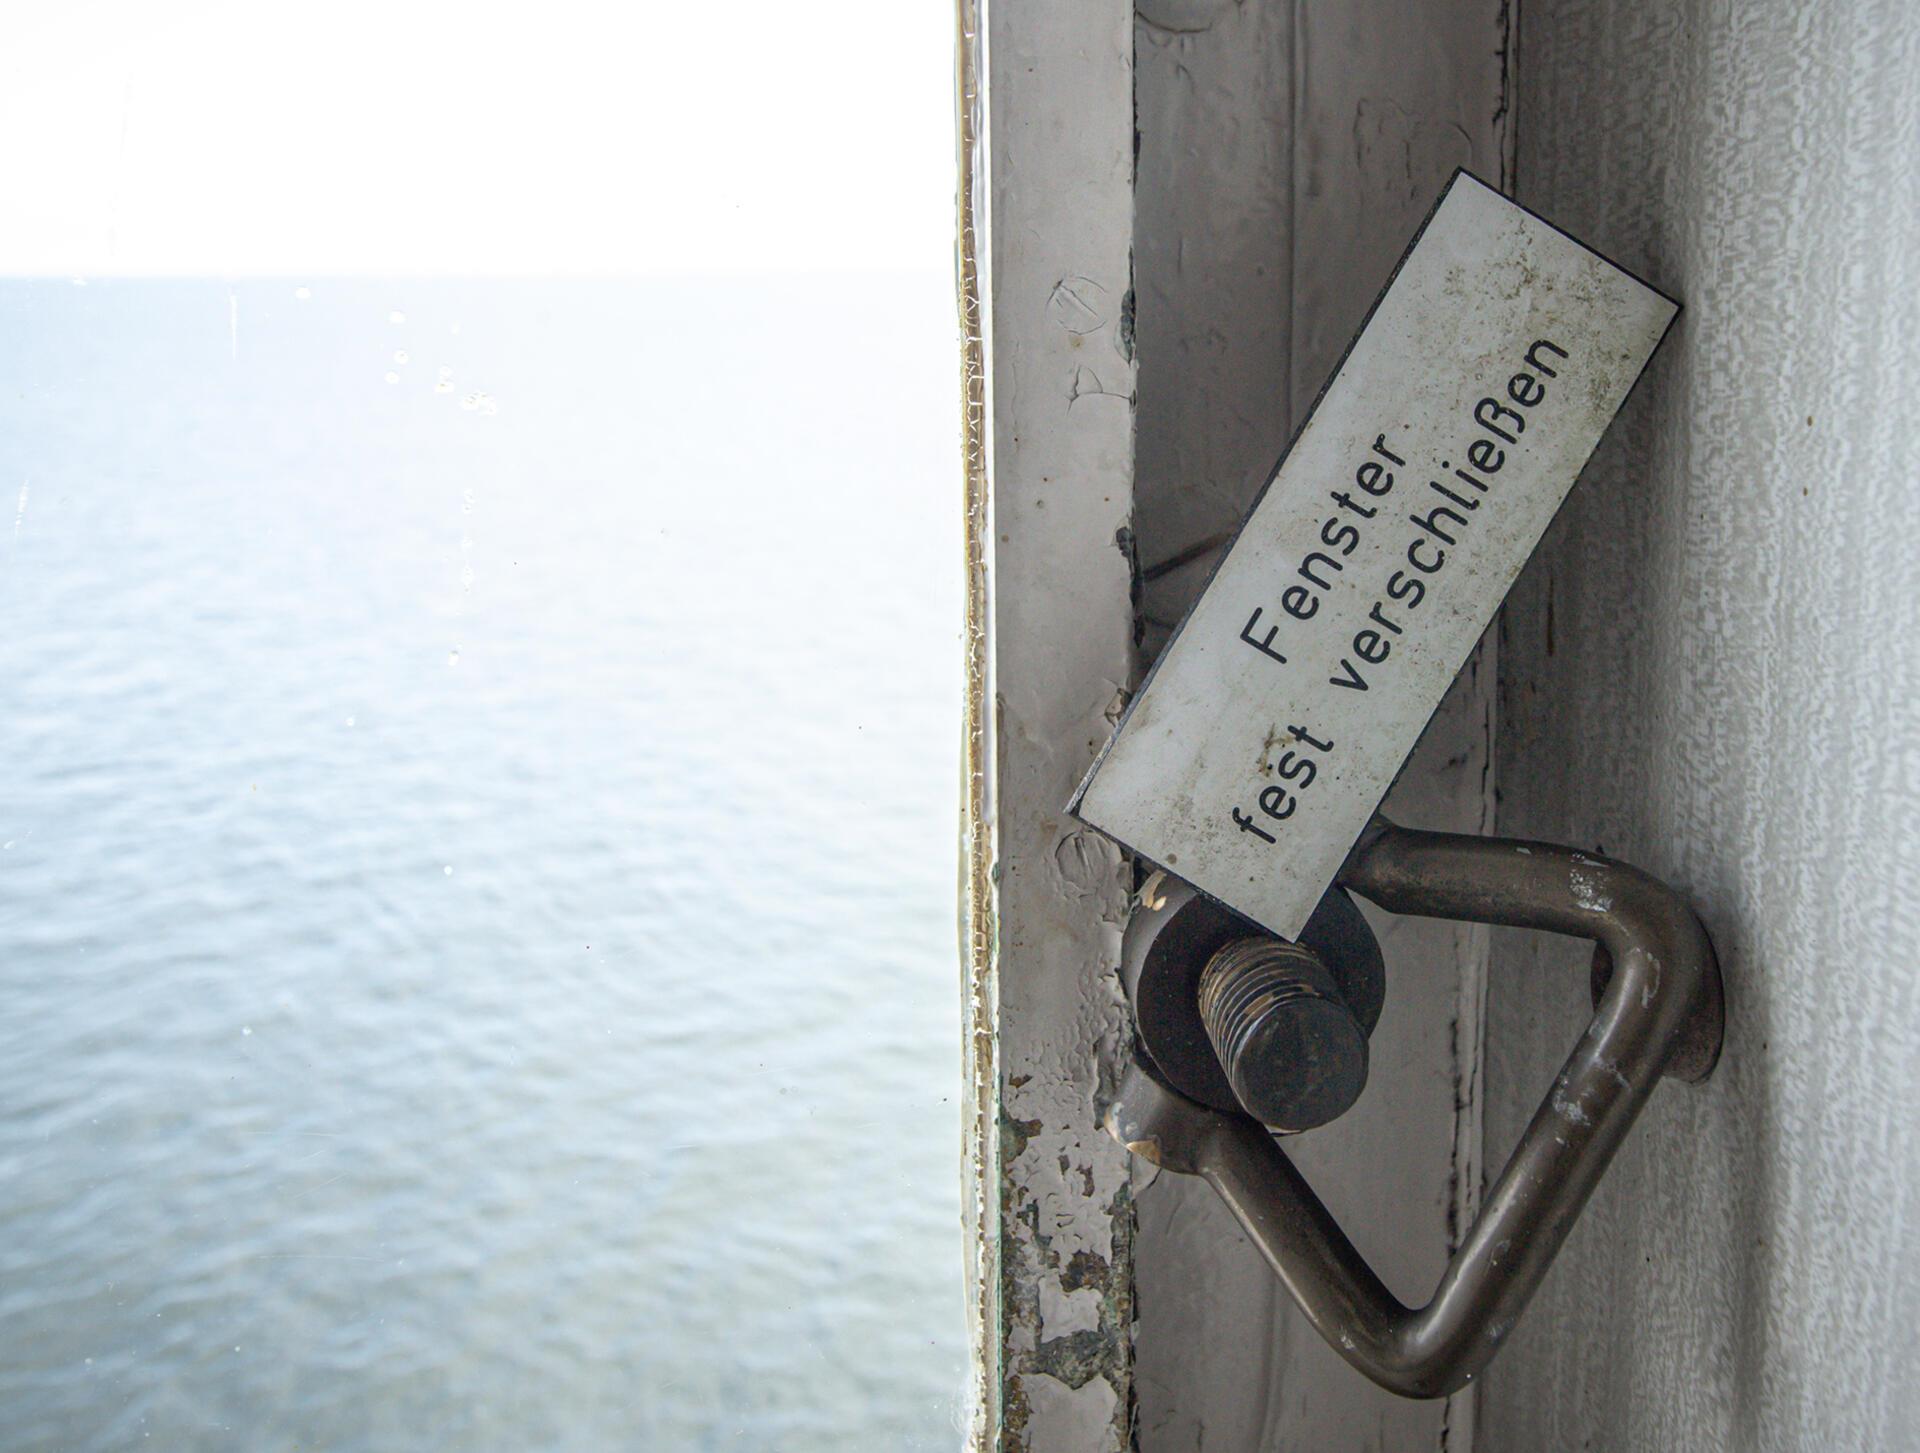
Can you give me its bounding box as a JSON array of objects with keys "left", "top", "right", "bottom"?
[
  {"left": 1054, "top": 829, "right": 1121, "bottom": 900},
  {"left": 1048, "top": 275, "right": 1111, "bottom": 335},
  {"left": 969, "top": 1, "right": 1141, "bottom": 1448},
  {"left": 1550, "top": 1087, "right": 1593, "bottom": 1127},
  {"left": 1135, "top": 0, "right": 1241, "bottom": 37},
  {"left": 1569, "top": 863, "right": 1615, "bottom": 913},
  {"left": 1013, "top": 1370, "right": 1121, "bottom": 1449}
]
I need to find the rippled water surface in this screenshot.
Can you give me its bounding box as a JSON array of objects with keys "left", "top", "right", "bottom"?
[{"left": 0, "top": 276, "right": 965, "bottom": 1449}]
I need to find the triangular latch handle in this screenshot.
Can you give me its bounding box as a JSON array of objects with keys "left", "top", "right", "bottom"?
[{"left": 1105, "top": 818, "right": 1725, "bottom": 1398}]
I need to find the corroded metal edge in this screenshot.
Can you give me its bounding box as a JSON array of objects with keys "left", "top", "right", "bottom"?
[{"left": 956, "top": 0, "right": 999, "bottom": 1445}]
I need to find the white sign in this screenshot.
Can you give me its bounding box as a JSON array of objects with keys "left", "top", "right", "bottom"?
[{"left": 1071, "top": 171, "right": 1678, "bottom": 940}]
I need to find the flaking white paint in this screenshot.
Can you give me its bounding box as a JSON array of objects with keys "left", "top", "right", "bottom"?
[
  {"left": 1022, "top": 1369, "right": 1123, "bottom": 1450},
  {"left": 1039, "top": 1281, "right": 1106, "bottom": 1341},
  {"left": 964, "top": 2, "right": 1140, "bottom": 1448}
]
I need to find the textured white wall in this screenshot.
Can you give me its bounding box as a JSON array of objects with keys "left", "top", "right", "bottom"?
[{"left": 1483, "top": 2, "right": 1920, "bottom": 1448}]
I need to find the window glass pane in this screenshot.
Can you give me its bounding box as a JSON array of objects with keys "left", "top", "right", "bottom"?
[{"left": 0, "top": 223, "right": 960, "bottom": 1449}]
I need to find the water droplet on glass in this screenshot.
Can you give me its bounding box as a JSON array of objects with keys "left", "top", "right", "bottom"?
[
  {"left": 393, "top": 350, "right": 409, "bottom": 365},
  {"left": 241, "top": 1026, "right": 252, "bottom": 1036},
  {"left": 448, "top": 648, "right": 460, "bottom": 666},
  {"left": 345, "top": 716, "right": 356, "bottom": 727},
  {"left": 444, "top": 865, "right": 454, "bottom": 876},
  {"left": 384, "top": 371, "right": 400, "bottom": 384},
  {"left": 389, "top": 310, "right": 406, "bottom": 324},
  {"left": 293, "top": 286, "right": 311, "bottom": 301}
]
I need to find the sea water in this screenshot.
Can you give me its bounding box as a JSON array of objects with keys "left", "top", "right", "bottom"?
[{"left": 0, "top": 276, "right": 966, "bottom": 1449}]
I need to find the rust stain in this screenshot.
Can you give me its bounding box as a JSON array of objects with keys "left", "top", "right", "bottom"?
[{"left": 957, "top": 1, "right": 1000, "bottom": 1443}]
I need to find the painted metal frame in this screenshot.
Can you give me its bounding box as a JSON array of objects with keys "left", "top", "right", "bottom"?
[{"left": 958, "top": 2, "right": 1139, "bottom": 1448}]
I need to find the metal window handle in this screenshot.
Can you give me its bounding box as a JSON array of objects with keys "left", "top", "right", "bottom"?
[{"left": 1105, "top": 817, "right": 1725, "bottom": 1398}]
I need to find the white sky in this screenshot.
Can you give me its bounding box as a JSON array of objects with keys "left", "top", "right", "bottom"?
[{"left": 0, "top": 0, "right": 955, "bottom": 275}]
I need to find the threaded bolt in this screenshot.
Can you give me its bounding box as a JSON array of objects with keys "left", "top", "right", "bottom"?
[{"left": 1197, "top": 936, "right": 1370, "bottom": 1132}]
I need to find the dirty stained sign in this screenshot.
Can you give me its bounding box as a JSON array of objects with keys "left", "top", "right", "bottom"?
[{"left": 1072, "top": 171, "right": 1678, "bottom": 940}]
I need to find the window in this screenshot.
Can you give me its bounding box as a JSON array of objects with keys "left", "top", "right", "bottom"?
[{"left": 0, "top": 7, "right": 963, "bottom": 1447}]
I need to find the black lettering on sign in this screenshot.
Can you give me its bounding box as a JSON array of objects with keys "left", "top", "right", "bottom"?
[
  {"left": 1281, "top": 585, "right": 1318, "bottom": 621},
  {"left": 1525, "top": 338, "right": 1569, "bottom": 377},
  {"left": 1329, "top": 658, "right": 1369, "bottom": 692},
  {"left": 1299, "top": 552, "right": 1344, "bottom": 592},
  {"left": 1474, "top": 396, "right": 1526, "bottom": 443},
  {"left": 1069, "top": 151, "right": 1676, "bottom": 947},
  {"left": 1240, "top": 607, "right": 1288, "bottom": 666},
  {"left": 1229, "top": 726, "right": 1336, "bottom": 843}
]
